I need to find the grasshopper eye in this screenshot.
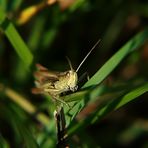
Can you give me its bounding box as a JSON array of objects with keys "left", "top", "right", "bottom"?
[{"left": 66, "top": 72, "right": 70, "bottom": 77}]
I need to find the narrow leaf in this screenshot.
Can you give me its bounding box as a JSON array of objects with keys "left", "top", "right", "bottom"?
[
  {"left": 83, "top": 28, "right": 148, "bottom": 88},
  {"left": 64, "top": 28, "right": 148, "bottom": 126},
  {"left": 0, "top": 7, "right": 33, "bottom": 68},
  {"left": 68, "top": 83, "right": 148, "bottom": 136}
]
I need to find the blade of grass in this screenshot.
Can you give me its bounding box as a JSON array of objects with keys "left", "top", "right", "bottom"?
[
  {"left": 92, "top": 82, "right": 148, "bottom": 123},
  {"left": 0, "top": 83, "right": 50, "bottom": 127},
  {"left": 0, "top": 135, "right": 10, "bottom": 148},
  {"left": 83, "top": 28, "right": 148, "bottom": 88},
  {"left": 68, "top": 83, "right": 148, "bottom": 136},
  {"left": 69, "top": 0, "right": 86, "bottom": 12},
  {"left": 0, "top": 7, "right": 33, "bottom": 68},
  {"left": 63, "top": 28, "right": 148, "bottom": 125}
]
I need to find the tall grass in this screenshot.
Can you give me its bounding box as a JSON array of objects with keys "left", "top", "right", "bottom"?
[{"left": 0, "top": 1, "right": 148, "bottom": 147}]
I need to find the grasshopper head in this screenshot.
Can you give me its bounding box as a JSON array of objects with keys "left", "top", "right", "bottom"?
[{"left": 67, "top": 70, "right": 78, "bottom": 92}]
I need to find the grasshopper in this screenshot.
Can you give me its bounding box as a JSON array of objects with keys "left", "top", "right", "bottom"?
[{"left": 32, "top": 40, "right": 100, "bottom": 105}]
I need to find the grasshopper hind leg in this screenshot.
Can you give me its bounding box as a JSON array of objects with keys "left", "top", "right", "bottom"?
[{"left": 53, "top": 96, "right": 71, "bottom": 108}]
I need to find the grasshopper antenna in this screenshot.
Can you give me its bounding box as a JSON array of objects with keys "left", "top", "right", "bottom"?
[
  {"left": 76, "top": 39, "right": 101, "bottom": 72},
  {"left": 66, "top": 56, "right": 73, "bottom": 70}
]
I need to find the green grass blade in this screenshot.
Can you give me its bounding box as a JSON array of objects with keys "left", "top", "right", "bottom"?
[
  {"left": 64, "top": 28, "right": 148, "bottom": 126},
  {"left": 92, "top": 83, "right": 148, "bottom": 123},
  {"left": 68, "top": 83, "right": 148, "bottom": 136},
  {"left": 83, "top": 28, "right": 148, "bottom": 88},
  {"left": 0, "top": 7, "right": 33, "bottom": 68},
  {"left": 0, "top": 135, "right": 10, "bottom": 148}
]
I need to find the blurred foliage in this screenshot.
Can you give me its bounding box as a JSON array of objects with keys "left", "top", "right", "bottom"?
[{"left": 0, "top": 0, "right": 148, "bottom": 147}]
